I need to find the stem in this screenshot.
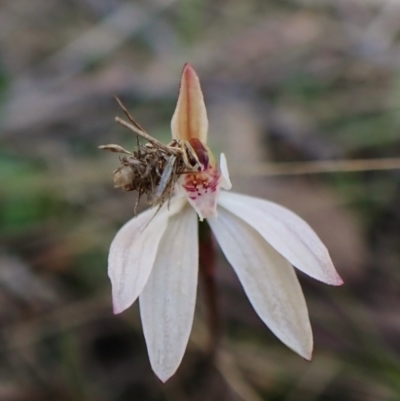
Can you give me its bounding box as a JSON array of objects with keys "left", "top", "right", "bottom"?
[
  {"left": 199, "top": 221, "right": 220, "bottom": 356},
  {"left": 238, "top": 157, "right": 400, "bottom": 176}
]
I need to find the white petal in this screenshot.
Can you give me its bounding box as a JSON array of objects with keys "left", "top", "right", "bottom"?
[
  {"left": 217, "top": 192, "right": 343, "bottom": 285},
  {"left": 140, "top": 206, "right": 198, "bottom": 382},
  {"left": 208, "top": 208, "right": 313, "bottom": 359},
  {"left": 108, "top": 197, "right": 186, "bottom": 314},
  {"left": 219, "top": 153, "right": 232, "bottom": 190}
]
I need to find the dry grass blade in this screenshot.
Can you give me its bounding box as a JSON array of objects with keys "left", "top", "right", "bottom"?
[
  {"left": 115, "top": 117, "right": 182, "bottom": 156},
  {"left": 114, "top": 96, "right": 147, "bottom": 132},
  {"left": 217, "top": 350, "right": 265, "bottom": 401},
  {"left": 98, "top": 144, "right": 131, "bottom": 154},
  {"left": 238, "top": 158, "right": 400, "bottom": 176},
  {"left": 114, "top": 97, "right": 180, "bottom": 155}
]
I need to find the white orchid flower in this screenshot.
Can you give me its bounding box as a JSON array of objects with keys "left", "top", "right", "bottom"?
[{"left": 108, "top": 64, "right": 343, "bottom": 382}]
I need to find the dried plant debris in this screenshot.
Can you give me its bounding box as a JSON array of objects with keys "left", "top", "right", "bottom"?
[{"left": 100, "top": 98, "right": 201, "bottom": 213}]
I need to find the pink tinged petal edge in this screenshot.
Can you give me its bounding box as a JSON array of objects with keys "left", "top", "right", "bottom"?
[
  {"left": 217, "top": 191, "right": 343, "bottom": 286},
  {"left": 108, "top": 197, "right": 187, "bottom": 314},
  {"left": 140, "top": 206, "right": 199, "bottom": 382},
  {"left": 219, "top": 153, "right": 232, "bottom": 190},
  {"left": 208, "top": 208, "right": 313, "bottom": 359},
  {"left": 171, "top": 63, "right": 208, "bottom": 143}
]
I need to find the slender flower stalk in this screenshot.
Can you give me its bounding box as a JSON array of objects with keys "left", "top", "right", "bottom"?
[
  {"left": 106, "top": 64, "right": 343, "bottom": 383},
  {"left": 199, "top": 221, "right": 220, "bottom": 355}
]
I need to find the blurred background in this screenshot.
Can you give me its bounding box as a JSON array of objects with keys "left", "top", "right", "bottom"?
[{"left": 1, "top": 0, "right": 400, "bottom": 400}]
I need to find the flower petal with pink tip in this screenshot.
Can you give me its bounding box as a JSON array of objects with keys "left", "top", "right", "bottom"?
[
  {"left": 208, "top": 208, "right": 313, "bottom": 359},
  {"left": 171, "top": 63, "right": 208, "bottom": 143},
  {"left": 217, "top": 192, "right": 343, "bottom": 286}
]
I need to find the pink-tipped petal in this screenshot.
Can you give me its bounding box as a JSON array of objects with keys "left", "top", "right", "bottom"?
[
  {"left": 217, "top": 192, "right": 343, "bottom": 286},
  {"left": 208, "top": 209, "right": 313, "bottom": 359},
  {"left": 108, "top": 197, "right": 186, "bottom": 314},
  {"left": 140, "top": 206, "right": 198, "bottom": 382},
  {"left": 171, "top": 63, "right": 208, "bottom": 142}
]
